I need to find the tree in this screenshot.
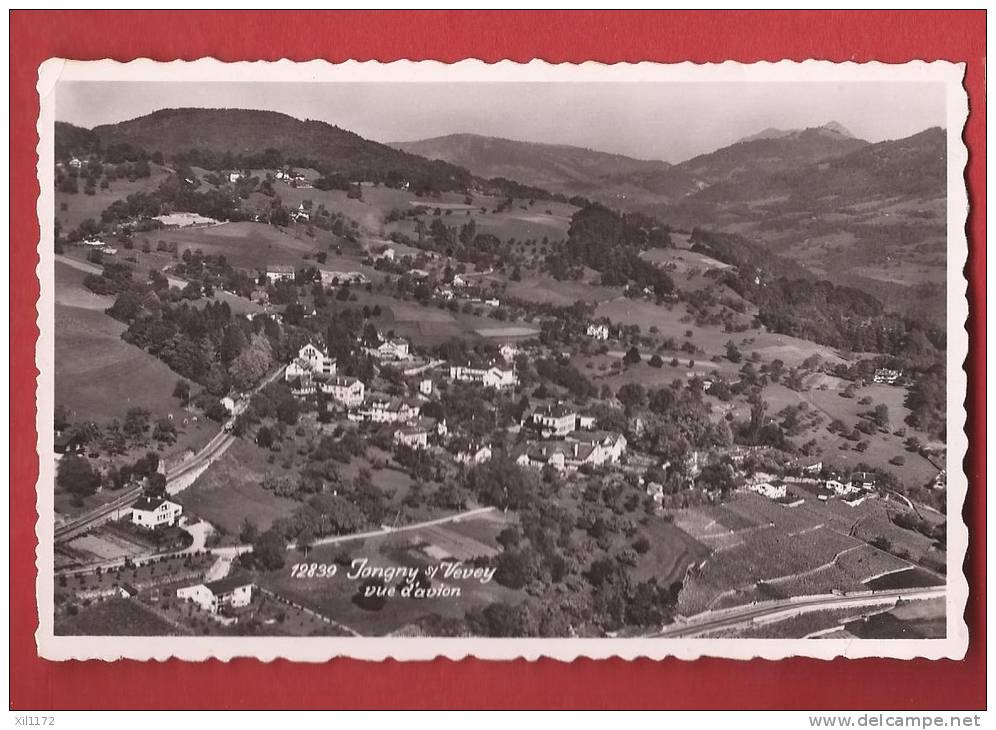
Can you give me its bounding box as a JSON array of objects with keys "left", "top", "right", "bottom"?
[
  {"left": 57, "top": 455, "right": 101, "bottom": 497},
  {"left": 623, "top": 346, "right": 641, "bottom": 366},
  {"left": 239, "top": 518, "right": 259, "bottom": 544},
  {"left": 296, "top": 526, "right": 315, "bottom": 555},
  {"left": 648, "top": 354, "right": 664, "bottom": 368},
  {"left": 173, "top": 379, "right": 191, "bottom": 405},
  {"left": 616, "top": 383, "right": 646, "bottom": 416},
  {"left": 725, "top": 340, "right": 742, "bottom": 364},
  {"left": 252, "top": 530, "right": 286, "bottom": 570},
  {"left": 872, "top": 403, "right": 891, "bottom": 428},
  {"left": 256, "top": 426, "right": 274, "bottom": 449}
]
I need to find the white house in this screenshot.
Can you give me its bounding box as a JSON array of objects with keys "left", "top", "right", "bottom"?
[
  {"left": 220, "top": 396, "right": 237, "bottom": 414},
  {"left": 351, "top": 395, "right": 418, "bottom": 424},
  {"left": 369, "top": 337, "right": 411, "bottom": 361},
  {"left": 418, "top": 378, "right": 433, "bottom": 396},
  {"left": 265, "top": 264, "right": 295, "bottom": 283},
  {"left": 131, "top": 495, "right": 183, "bottom": 529},
  {"left": 873, "top": 368, "right": 902, "bottom": 385},
  {"left": 286, "top": 343, "right": 337, "bottom": 380},
  {"left": 378, "top": 247, "right": 396, "bottom": 261},
  {"left": 532, "top": 403, "right": 579, "bottom": 438},
  {"left": 499, "top": 344, "right": 518, "bottom": 362},
  {"left": 319, "top": 269, "right": 369, "bottom": 286},
  {"left": 586, "top": 323, "right": 610, "bottom": 340},
  {"left": 567, "top": 430, "right": 627, "bottom": 463},
  {"left": 455, "top": 444, "right": 492, "bottom": 465},
  {"left": 746, "top": 481, "right": 787, "bottom": 500},
  {"left": 449, "top": 362, "right": 518, "bottom": 390},
  {"left": 321, "top": 376, "right": 365, "bottom": 408},
  {"left": 176, "top": 578, "right": 253, "bottom": 614},
  {"left": 394, "top": 425, "right": 429, "bottom": 450}
]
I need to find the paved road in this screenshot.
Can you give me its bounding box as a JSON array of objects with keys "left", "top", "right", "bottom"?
[{"left": 649, "top": 585, "right": 946, "bottom": 638}]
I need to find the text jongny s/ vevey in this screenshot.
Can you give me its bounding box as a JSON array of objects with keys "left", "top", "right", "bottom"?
[{"left": 346, "top": 558, "right": 496, "bottom": 585}]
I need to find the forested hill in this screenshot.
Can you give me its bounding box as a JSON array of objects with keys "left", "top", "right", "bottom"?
[{"left": 88, "top": 108, "right": 474, "bottom": 191}]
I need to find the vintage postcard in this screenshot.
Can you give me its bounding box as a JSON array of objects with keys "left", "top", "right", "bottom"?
[{"left": 35, "top": 58, "right": 970, "bottom": 662}]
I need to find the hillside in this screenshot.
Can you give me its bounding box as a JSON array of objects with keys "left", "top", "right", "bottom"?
[
  {"left": 89, "top": 108, "right": 476, "bottom": 191},
  {"left": 391, "top": 133, "right": 670, "bottom": 197}
]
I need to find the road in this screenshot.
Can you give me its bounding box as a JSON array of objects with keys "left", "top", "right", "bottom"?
[
  {"left": 213, "top": 505, "right": 499, "bottom": 558},
  {"left": 649, "top": 585, "right": 946, "bottom": 638},
  {"left": 54, "top": 364, "right": 286, "bottom": 545},
  {"left": 59, "top": 506, "right": 499, "bottom": 576}
]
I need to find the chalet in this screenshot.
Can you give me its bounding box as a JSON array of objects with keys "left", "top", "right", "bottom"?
[
  {"left": 531, "top": 403, "right": 579, "bottom": 438},
  {"left": 449, "top": 362, "right": 518, "bottom": 390},
  {"left": 265, "top": 264, "right": 295, "bottom": 283},
  {"left": 130, "top": 495, "right": 183, "bottom": 529},
  {"left": 586, "top": 323, "right": 610, "bottom": 340},
  {"left": 873, "top": 368, "right": 903, "bottom": 385},
  {"left": 176, "top": 578, "right": 254, "bottom": 614},
  {"left": 285, "top": 343, "right": 337, "bottom": 380},
  {"left": 394, "top": 425, "right": 430, "bottom": 450}
]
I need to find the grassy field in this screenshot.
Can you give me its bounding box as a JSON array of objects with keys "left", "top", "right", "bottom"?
[
  {"left": 55, "top": 165, "right": 171, "bottom": 233},
  {"left": 174, "top": 440, "right": 301, "bottom": 538},
  {"left": 55, "top": 597, "right": 182, "bottom": 636},
  {"left": 761, "top": 381, "right": 942, "bottom": 488},
  {"left": 54, "top": 264, "right": 216, "bottom": 451},
  {"left": 147, "top": 221, "right": 322, "bottom": 270},
  {"left": 258, "top": 512, "right": 522, "bottom": 636}
]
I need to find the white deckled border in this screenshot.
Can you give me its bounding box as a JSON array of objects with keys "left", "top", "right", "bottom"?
[{"left": 34, "top": 58, "right": 971, "bottom": 663}]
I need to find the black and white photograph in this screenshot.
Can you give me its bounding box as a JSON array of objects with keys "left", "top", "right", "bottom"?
[{"left": 35, "top": 59, "right": 969, "bottom": 661}]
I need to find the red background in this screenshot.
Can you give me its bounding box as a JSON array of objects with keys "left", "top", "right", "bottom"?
[{"left": 10, "top": 10, "right": 986, "bottom": 710}]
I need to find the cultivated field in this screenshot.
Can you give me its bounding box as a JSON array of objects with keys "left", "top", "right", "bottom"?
[{"left": 149, "top": 221, "right": 321, "bottom": 269}]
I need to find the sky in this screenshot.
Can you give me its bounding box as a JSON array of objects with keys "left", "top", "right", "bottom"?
[{"left": 56, "top": 80, "right": 946, "bottom": 163}]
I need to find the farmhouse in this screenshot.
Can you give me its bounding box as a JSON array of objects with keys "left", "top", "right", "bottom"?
[
  {"left": 176, "top": 578, "right": 254, "bottom": 614},
  {"left": 850, "top": 471, "right": 877, "bottom": 490},
  {"left": 265, "top": 264, "right": 295, "bottom": 283},
  {"left": 746, "top": 481, "right": 787, "bottom": 500},
  {"left": 130, "top": 495, "right": 183, "bottom": 530},
  {"left": 319, "top": 269, "right": 369, "bottom": 286},
  {"left": 516, "top": 440, "right": 604, "bottom": 472},
  {"left": 873, "top": 368, "right": 903, "bottom": 385},
  {"left": 586, "top": 323, "right": 610, "bottom": 340}
]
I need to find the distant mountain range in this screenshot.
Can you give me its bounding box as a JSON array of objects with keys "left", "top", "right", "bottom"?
[
  {"left": 391, "top": 133, "right": 671, "bottom": 197},
  {"left": 735, "top": 121, "right": 855, "bottom": 143}
]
